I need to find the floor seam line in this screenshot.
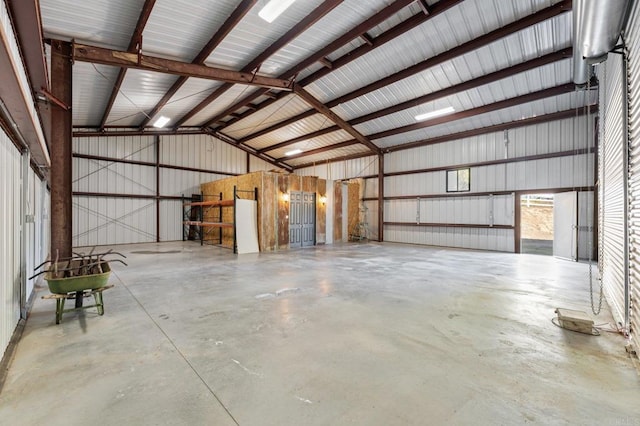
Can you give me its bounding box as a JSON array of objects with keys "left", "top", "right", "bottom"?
[{"left": 111, "top": 269, "right": 240, "bottom": 425}]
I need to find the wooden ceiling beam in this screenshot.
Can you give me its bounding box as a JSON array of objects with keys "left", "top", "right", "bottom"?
[
  {"left": 174, "top": 0, "right": 344, "bottom": 128},
  {"left": 99, "top": 0, "right": 156, "bottom": 130},
  {"left": 137, "top": 0, "right": 258, "bottom": 129}
]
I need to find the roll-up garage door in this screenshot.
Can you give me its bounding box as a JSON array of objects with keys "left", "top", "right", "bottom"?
[
  {"left": 625, "top": 2, "right": 640, "bottom": 349},
  {"left": 599, "top": 50, "right": 628, "bottom": 332}
]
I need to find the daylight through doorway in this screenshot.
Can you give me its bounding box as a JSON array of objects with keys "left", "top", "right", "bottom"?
[{"left": 520, "top": 194, "right": 554, "bottom": 256}]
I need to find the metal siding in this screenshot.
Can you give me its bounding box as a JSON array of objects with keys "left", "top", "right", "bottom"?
[
  {"left": 374, "top": 90, "right": 597, "bottom": 148},
  {"left": 599, "top": 52, "right": 627, "bottom": 330},
  {"left": 295, "top": 155, "right": 378, "bottom": 180},
  {"left": 160, "top": 134, "right": 244, "bottom": 173},
  {"left": 160, "top": 169, "right": 227, "bottom": 197},
  {"left": 182, "top": 84, "right": 253, "bottom": 126},
  {"left": 142, "top": 0, "right": 240, "bottom": 61},
  {"left": 224, "top": 94, "right": 314, "bottom": 140},
  {"left": 160, "top": 199, "right": 182, "bottom": 241},
  {"left": 154, "top": 79, "right": 226, "bottom": 124},
  {"left": 0, "top": 128, "right": 22, "bottom": 357},
  {"left": 72, "top": 63, "right": 120, "bottom": 127},
  {"left": 108, "top": 70, "right": 179, "bottom": 127},
  {"left": 40, "top": 0, "right": 145, "bottom": 49},
  {"left": 244, "top": 114, "right": 342, "bottom": 151},
  {"left": 626, "top": 0, "right": 640, "bottom": 348},
  {"left": 73, "top": 196, "right": 156, "bottom": 246},
  {"left": 250, "top": 155, "right": 282, "bottom": 172},
  {"left": 73, "top": 158, "right": 156, "bottom": 195},
  {"left": 74, "top": 134, "right": 155, "bottom": 162}
]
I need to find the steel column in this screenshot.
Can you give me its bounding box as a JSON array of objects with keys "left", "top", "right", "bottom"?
[
  {"left": 378, "top": 154, "right": 384, "bottom": 242},
  {"left": 50, "top": 40, "right": 76, "bottom": 306},
  {"left": 50, "top": 40, "right": 72, "bottom": 260}
]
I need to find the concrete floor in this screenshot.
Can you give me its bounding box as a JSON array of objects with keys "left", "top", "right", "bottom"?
[{"left": 1, "top": 241, "right": 638, "bottom": 425}]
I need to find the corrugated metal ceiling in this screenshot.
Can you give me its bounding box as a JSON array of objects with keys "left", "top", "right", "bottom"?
[{"left": 39, "top": 0, "right": 589, "bottom": 169}]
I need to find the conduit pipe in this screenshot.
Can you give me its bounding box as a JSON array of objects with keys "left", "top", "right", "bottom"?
[{"left": 573, "top": 0, "right": 631, "bottom": 85}]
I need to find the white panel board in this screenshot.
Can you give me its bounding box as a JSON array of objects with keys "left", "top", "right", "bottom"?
[{"left": 235, "top": 200, "right": 259, "bottom": 254}]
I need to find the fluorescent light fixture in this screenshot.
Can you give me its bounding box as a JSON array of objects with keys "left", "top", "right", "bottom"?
[
  {"left": 415, "top": 106, "right": 455, "bottom": 122},
  {"left": 259, "top": 0, "right": 297, "bottom": 23},
  {"left": 153, "top": 116, "right": 171, "bottom": 128},
  {"left": 285, "top": 148, "right": 302, "bottom": 156}
]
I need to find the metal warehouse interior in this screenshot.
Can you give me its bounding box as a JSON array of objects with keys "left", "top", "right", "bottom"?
[{"left": 1, "top": 0, "right": 640, "bottom": 424}]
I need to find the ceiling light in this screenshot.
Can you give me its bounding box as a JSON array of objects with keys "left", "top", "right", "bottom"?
[
  {"left": 259, "top": 0, "right": 297, "bottom": 23},
  {"left": 153, "top": 116, "right": 170, "bottom": 128},
  {"left": 415, "top": 106, "right": 456, "bottom": 122},
  {"left": 285, "top": 148, "right": 302, "bottom": 156}
]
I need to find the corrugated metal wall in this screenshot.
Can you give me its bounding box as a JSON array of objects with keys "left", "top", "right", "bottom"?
[
  {"left": 296, "top": 116, "right": 594, "bottom": 252},
  {"left": 598, "top": 51, "right": 628, "bottom": 332},
  {"left": 624, "top": 0, "right": 640, "bottom": 348},
  {"left": 1, "top": 127, "right": 21, "bottom": 359},
  {"left": 72, "top": 133, "right": 275, "bottom": 245}
]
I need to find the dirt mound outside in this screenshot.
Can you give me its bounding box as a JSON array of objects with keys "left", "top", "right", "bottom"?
[{"left": 521, "top": 205, "right": 553, "bottom": 240}]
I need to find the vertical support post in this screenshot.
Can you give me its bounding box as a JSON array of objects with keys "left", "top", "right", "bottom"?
[
  {"left": 218, "top": 191, "right": 222, "bottom": 244},
  {"left": 233, "top": 186, "right": 237, "bottom": 254},
  {"left": 378, "top": 153, "right": 384, "bottom": 242},
  {"left": 246, "top": 152, "right": 250, "bottom": 174},
  {"left": 50, "top": 40, "right": 73, "bottom": 259},
  {"left": 50, "top": 40, "right": 77, "bottom": 306},
  {"left": 155, "top": 135, "right": 160, "bottom": 242},
  {"left": 514, "top": 192, "right": 521, "bottom": 253}
]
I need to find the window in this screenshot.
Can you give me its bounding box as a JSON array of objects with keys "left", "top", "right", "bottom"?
[{"left": 446, "top": 168, "right": 470, "bottom": 192}]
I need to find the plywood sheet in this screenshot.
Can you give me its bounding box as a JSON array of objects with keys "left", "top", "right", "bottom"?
[
  {"left": 333, "top": 181, "right": 342, "bottom": 242},
  {"left": 348, "top": 182, "right": 359, "bottom": 240},
  {"left": 261, "top": 173, "right": 277, "bottom": 251},
  {"left": 316, "top": 178, "right": 326, "bottom": 244},
  {"left": 277, "top": 174, "right": 290, "bottom": 247}
]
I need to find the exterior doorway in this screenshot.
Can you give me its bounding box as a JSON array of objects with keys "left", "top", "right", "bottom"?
[{"left": 520, "top": 193, "right": 555, "bottom": 256}]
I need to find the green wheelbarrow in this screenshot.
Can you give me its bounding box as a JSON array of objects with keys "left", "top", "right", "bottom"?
[{"left": 42, "top": 261, "right": 113, "bottom": 324}]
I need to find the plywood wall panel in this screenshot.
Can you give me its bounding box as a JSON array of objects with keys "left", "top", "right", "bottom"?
[
  {"left": 278, "top": 174, "right": 290, "bottom": 247},
  {"left": 348, "top": 182, "right": 360, "bottom": 239},
  {"left": 334, "top": 181, "right": 343, "bottom": 242},
  {"left": 317, "top": 179, "right": 327, "bottom": 244}
]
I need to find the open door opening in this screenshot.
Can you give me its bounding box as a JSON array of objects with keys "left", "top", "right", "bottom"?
[{"left": 520, "top": 193, "right": 555, "bottom": 256}]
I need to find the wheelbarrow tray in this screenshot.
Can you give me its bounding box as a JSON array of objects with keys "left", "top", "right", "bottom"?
[{"left": 44, "top": 261, "right": 111, "bottom": 294}]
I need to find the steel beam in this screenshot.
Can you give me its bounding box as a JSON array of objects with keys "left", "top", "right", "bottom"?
[
  {"left": 175, "top": 0, "right": 343, "bottom": 127},
  {"left": 50, "top": 40, "right": 73, "bottom": 259},
  {"left": 236, "top": 1, "right": 570, "bottom": 143},
  {"left": 275, "top": 140, "right": 360, "bottom": 161},
  {"left": 99, "top": 0, "right": 156, "bottom": 130},
  {"left": 217, "top": 0, "right": 463, "bottom": 132},
  {"left": 294, "top": 86, "right": 380, "bottom": 154},
  {"left": 368, "top": 84, "right": 576, "bottom": 141},
  {"left": 137, "top": 0, "right": 257, "bottom": 129},
  {"left": 71, "top": 43, "right": 294, "bottom": 89},
  {"left": 378, "top": 154, "right": 384, "bottom": 242}
]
